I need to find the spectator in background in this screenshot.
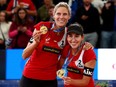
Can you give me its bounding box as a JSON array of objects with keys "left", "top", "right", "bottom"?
[
  {"left": 91, "top": 0, "right": 104, "bottom": 48},
  {"left": 0, "top": 11, "right": 12, "bottom": 49},
  {"left": 74, "top": 0, "right": 100, "bottom": 48},
  {"left": 67, "top": 0, "right": 83, "bottom": 26},
  {"left": 8, "top": 8, "right": 34, "bottom": 49},
  {"left": 0, "top": 0, "right": 7, "bottom": 11},
  {"left": 36, "top": 0, "right": 54, "bottom": 23},
  {"left": 6, "top": 0, "right": 37, "bottom": 21},
  {"left": 48, "top": 5, "right": 55, "bottom": 22},
  {"left": 91, "top": 0, "right": 104, "bottom": 25},
  {"left": 92, "top": 0, "right": 104, "bottom": 15},
  {"left": 100, "top": 0, "right": 116, "bottom": 48},
  {"left": 31, "top": 0, "right": 43, "bottom": 10}
]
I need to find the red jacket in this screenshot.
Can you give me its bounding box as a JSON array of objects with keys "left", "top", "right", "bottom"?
[{"left": 8, "top": 22, "right": 34, "bottom": 49}]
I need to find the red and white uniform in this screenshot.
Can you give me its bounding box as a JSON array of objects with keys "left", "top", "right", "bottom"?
[
  {"left": 23, "top": 22, "right": 67, "bottom": 80},
  {"left": 61, "top": 45, "right": 96, "bottom": 87}
]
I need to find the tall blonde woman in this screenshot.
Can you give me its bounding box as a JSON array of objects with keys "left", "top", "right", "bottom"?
[{"left": 20, "top": 2, "right": 71, "bottom": 87}]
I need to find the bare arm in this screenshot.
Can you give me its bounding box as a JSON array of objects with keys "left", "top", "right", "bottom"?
[{"left": 22, "top": 29, "right": 42, "bottom": 59}]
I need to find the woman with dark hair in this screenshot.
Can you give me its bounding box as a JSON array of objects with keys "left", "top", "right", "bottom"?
[
  {"left": 6, "top": 0, "right": 37, "bottom": 21},
  {"left": 8, "top": 8, "right": 34, "bottom": 49},
  {"left": 58, "top": 23, "right": 96, "bottom": 87}
]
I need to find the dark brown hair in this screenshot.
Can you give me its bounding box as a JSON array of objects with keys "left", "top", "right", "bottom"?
[
  {"left": 14, "top": 8, "right": 32, "bottom": 25},
  {"left": 0, "top": 10, "right": 9, "bottom": 23}
]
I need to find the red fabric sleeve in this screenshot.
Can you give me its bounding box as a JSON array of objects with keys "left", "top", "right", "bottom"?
[
  {"left": 28, "top": 0, "right": 36, "bottom": 10},
  {"left": 83, "top": 49, "right": 96, "bottom": 64},
  {"left": 8, "top": 22, "right": 19, "bottom": 38},
  {"left": 6, "top": 0, "right": 13, "bottom": 11}
]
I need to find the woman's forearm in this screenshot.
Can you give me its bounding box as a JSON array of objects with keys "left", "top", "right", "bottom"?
[{"left": 22, "top": 42, "right": 38, "bottom": 59}]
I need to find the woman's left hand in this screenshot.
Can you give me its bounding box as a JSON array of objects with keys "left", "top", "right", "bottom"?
[{"left": 62, "top": 77, "right": 72, "bottom": 85}]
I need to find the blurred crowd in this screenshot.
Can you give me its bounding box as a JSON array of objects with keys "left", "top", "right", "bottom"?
[{"left": 0, "top": 0, "right": 116, "bottom": 49}]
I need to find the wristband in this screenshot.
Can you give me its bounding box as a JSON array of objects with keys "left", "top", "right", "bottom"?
[{"left": 29, "top": 37, "right": 34, "bottom": 43}]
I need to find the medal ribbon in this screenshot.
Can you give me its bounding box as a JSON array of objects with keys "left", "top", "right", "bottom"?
[
  {"left": 53, "top": 27, "right": 64, "bottom": 32},
  {"left": 61, "top": 50, "right": 78, "bottom": 77},
  {"left": 62, "top": 50, "right": 76, "bottom": 69},
  {"left": 62, "top": 43, "right": 83, "bottom": 69},
  {"left": 51, "top": 23, "right": 65, "bottom": 32}
]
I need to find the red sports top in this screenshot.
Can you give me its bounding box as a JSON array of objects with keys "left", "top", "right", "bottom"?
[
  {"left": 23, "top": 22, "right": 67, "bottom": 80},
  {"left": 61, "top": 45, "right": 96, "bottom": 87},
  {"left": 6, "top": 0, "right": 36, "bottom": 11}
]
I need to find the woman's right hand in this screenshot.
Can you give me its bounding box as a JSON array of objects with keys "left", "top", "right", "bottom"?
[
  {"left": 33, "top": 29, "right": 42, "bottom": 43},
  {"left": 22, "top": 29, "right": 42, "bottom": 59}
]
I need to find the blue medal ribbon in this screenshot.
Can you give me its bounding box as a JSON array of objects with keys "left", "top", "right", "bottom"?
[
  {"left": 61, "top": 43, "right": 83, "bottom": 76},
  {"left": 53, "top": 27, "right": 64, "bottom": 32},
  {"left": 51, "top": 23, "right": 65, "bottom": 32},
  {"left": 62, "top": 50, "right": 76, "bottom": 77}
]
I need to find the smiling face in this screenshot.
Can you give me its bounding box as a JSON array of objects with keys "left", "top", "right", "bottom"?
[
  {"left": 53, "top": 7, "right": 70, "bottom": 28},
  {"left": 67, "top": 33, "right": 84, "bottom": 50},
  {"left": 53, "top": 2, "right": 71, "bottom": 28}
]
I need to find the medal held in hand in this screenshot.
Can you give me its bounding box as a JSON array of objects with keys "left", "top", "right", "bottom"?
[
  {"left": 40, "top": 26, "right": 48, "bottom": 34},
  {"left": 57, "top": 69, "right": 65, "bottom": 78},
  {"left": 57, "top": 50, "right": 78, "bottom": 78},
  {"left": 57, "top": 59, "right": 68, "bottom": 78},
  {"left": 57, "top": 51, "right": 71, "bottom": 79}
]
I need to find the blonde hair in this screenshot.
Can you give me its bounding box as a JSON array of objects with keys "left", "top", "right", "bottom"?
[{"left": 53, "top": 2, "right": 71, "bottom": 16}]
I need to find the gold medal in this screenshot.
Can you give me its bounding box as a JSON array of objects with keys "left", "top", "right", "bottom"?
[
  {"left": 40, "top": 26, "right": 48, "bottom": 34},
  {"left": 57, "top": 69, "right": 65, "bottom": 78}
]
